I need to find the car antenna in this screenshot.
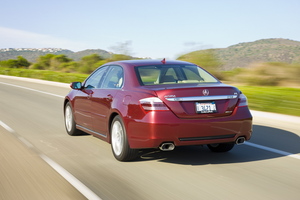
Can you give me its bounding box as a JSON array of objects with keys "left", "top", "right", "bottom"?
[{"left": 161, "top": 58, "right": 166, "bottom": 64}]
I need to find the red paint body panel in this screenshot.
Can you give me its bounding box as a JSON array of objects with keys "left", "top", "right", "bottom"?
[{"left": 125, "top": 106, "right": 252, "bottom": 148}]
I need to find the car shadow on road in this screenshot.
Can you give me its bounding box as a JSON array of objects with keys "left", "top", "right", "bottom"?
[{"left": 136, "top": 125, "right": 300, "bottom": 165}]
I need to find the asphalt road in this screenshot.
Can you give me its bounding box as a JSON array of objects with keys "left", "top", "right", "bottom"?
[{"left": 0, "top": 75, "right": 299, "bottom": 200}]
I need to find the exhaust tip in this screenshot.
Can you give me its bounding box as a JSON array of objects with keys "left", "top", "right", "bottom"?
[
  {"left": 159, "top": 143, "right": 175, "bottom": 151},
  {"left": 236, "top": 137, "right": 246, "bottom": 145}
]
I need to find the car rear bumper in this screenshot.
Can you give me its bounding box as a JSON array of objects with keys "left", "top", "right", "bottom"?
[{"left": 126, "top": 106, "right": 252, "bottom": 149}]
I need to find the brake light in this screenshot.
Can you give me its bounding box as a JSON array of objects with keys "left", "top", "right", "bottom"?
[
  {"left": 238, "top": 94, "right": 248, "bottom": 107},
  {"left": 139, "top": 97, "right": 169, "bottom": 111}
]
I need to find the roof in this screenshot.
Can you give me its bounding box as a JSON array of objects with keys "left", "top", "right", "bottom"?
[{"left": 105, "top": 59, "right": 194, "bottom": 66}]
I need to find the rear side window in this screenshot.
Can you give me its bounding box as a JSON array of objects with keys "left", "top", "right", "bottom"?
[
  {"left": 101, "top": 66, "right": 124, "bottom": 88},
  {"left": 136, "top": 64, "right": 219, "bottom": 85}
]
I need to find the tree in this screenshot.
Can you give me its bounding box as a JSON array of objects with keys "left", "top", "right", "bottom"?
[
  {"left": 78, "top": 54, "right": 104, "bottom": 74},
  {"left": 108, "top": 54, "right": 132, "bottom": 62},
  {"left": 30, "top": 54, "right": 55, "bottom": 70},
  {"left": 16, "top": 56, "right": 31, "bottom": 68},
  {"left": 177, "top": 49, "right": 222, "bottom": 71},
  {"left": 0, "top": 56, "right": 30, "bottom": 68},
  {"left": 177, "top": 49, "right": 223, "bottom": 78},
  {"left": 50, "top": 55, "right": 72, "bottom": 71},
  {"left": 59, "top": 61, "right": 79, "bottom": 73},
  {"left": 30, "top": 54, "right": 73, "bottom": 71}
]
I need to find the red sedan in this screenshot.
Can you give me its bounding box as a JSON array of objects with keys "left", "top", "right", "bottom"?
[{"left": 64, "top": 59, "right": 252, "bottom": 161}]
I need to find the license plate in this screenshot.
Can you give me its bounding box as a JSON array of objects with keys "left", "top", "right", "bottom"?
[{"left": 196, "top": 102, "right": 217, "bottom": 113}]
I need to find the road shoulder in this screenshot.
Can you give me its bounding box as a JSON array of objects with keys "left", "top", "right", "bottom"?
[{"left": 0, "top": 126, "right": 86, "bottom": 200}]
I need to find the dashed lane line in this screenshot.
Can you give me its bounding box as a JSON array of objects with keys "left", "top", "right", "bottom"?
[{"left": 0, "top": 120, "right": 102, "bottom": 200}]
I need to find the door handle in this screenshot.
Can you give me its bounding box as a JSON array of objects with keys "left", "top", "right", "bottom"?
[
  {"left": 107, "top": 94, "right": 113, "bottom": 100},
  {"left": 86, "top": 90, "right": 93, "bottom": 99}
]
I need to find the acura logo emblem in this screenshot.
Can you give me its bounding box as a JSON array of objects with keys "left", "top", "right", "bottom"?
[{"left": 202, "top": 89, "right": 209, "bottom": 96}]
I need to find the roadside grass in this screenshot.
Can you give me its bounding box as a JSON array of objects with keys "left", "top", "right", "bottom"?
[
  {"left": 1, "top": 67, "right": 299, "bottom": 117},
  {"left": 0, "top": 67, "right": 88, "bottom": 83},
  {"left": 236, "top": 86, "right": 300, "bottom": 117}
]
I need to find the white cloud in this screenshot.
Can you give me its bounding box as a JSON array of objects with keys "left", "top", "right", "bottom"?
[{"left": 0, "top": 27, "right": 87, "bottom": 51}]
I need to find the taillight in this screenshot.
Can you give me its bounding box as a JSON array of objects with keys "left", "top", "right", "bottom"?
[
  {"left": 139, "top": 97, "right": 169, "bottom": 111},
  {"left": 238, "top": 94, "right": 248, "bottom": 107}
]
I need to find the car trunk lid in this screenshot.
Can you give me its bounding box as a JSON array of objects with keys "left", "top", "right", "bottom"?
[{"left": 154, "top": 84, "right": 240, "bottom": 119}]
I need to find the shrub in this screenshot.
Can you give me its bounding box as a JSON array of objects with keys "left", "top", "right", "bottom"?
[{"left": 232, "top": 62, "right": 299, "bottom": 86}]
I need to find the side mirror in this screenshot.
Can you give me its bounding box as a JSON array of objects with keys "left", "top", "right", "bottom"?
[{"left": 70, "top": 82, "right": 82, "bottom": 90}]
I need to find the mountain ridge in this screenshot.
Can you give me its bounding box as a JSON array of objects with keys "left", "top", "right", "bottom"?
[
  {"left": 179, "top": 38, "right": 300, "bottom": 70},
  {"left": 215, "top": 38, "right": 300, "bottom": 69},
  {"left": 0, "top": 48, "right": 112, "bottom": 62},
  {"left": 1, "top": 38, "right": 300, "bottom": 69}
]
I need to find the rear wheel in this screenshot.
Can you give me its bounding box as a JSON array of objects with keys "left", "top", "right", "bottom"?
[
  {"left": 111, "top": 116, "right": 138, "bottom": 161},
  {"left": 207, "top": 143, "right": 235, "bottom": 152},
  {"left": 64, "top": 102, "right": 83, "bottom": 136}
]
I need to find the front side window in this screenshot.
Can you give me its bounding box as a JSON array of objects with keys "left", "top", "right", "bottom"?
[
  {"left": 84, "top": 66, "right": 107, "bottom": 89},
  {"left": 136, "top": 64, "right": 219, "bottom": 85}
]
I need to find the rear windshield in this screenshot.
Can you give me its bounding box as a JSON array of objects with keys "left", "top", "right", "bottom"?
[{"left": 136, "top": 64, "right": 219, "bottom": 85}]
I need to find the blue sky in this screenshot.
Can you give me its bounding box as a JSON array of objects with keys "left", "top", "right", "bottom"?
[{"left": 1, "top": 0, "right": 299, "bottom": 59}]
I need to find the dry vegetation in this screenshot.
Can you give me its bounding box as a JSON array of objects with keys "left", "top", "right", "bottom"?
[{"left": 223, "top": 62, "right": 300, "bottom": 87}]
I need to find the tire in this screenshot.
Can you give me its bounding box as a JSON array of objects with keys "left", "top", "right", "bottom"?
[
  {"left": 64, "top": 102, "right": 83, "bottom": 136},
  {"left": 207, "top": 142, "right": 235, "bottom": 152},
  {"left": 111, "top": 116, "right": 138, "bottom": 161}
]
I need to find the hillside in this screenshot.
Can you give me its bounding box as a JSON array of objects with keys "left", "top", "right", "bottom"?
[
  {"left": 68, "top": 49, "right": 112, "bottom": 61},
  {"left": 181, "top": 38, "right": 300, "bottom": 70},
  {"left": 0, "top": 48, "right": 112, "bottom": 62},
  {"left": 2, "top": 38, "right": 300, "bottom": 69}
]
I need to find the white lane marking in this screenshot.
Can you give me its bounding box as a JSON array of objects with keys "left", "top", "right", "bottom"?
[
  {"left": 0, "top": 120, "right": 102, "bottom": 200},
  {"left": 0, "top": 81, "right": 65, "bottom": 98},
  {"left": 0, "top": 120, "right": 15, "bottom": 133},
  {"left": 40, "top": 154, "right": 102, "bottom": 200},
  {"left": 245, "top": 142, "right": 300, "bottom": 160},
  {"left": 0, "top": 75, "right": 70, "bottom": 88},
  {"left": 18, "top": 136, "right": 34, "bottom": 148}
]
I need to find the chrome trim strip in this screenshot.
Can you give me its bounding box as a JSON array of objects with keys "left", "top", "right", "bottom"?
[
  {"left": 76, "top": 125, "right": 107, "bottom": 138},
  {"left": 166, "top": 94, "right": 238, "bottom": 101}
]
